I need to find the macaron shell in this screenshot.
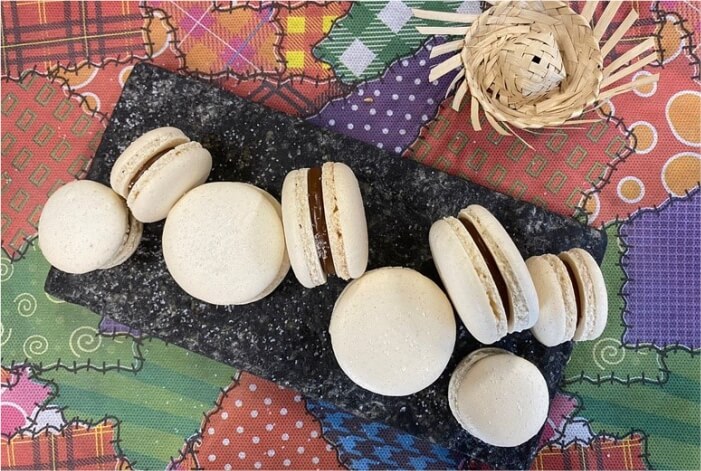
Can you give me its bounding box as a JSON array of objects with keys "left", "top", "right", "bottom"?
[
  {"left": 101, "top": 214, "right": 143, "bottom": 269},
  {"left": 281, "top": 168, "right": 326, "bottom": 288},
  {"left": 527, "top": 255, "right": 577, "bottom": 346},
  {"left": 448, "top": 350, "right": 549, "bottom": 447},
  {"left": 128, "top": 141, "right": 212, "bottom": 222},
  {"left": 429, "top": 217, "right": 507, "bottom": 344},
  {"left": 162, "top": 182, "right": 287, "bottom": 305},
  {"left": 240, "top": 186, "right": 291, "bottom": 303},
  {"left": 110, "top": 127, "right": 190, "bottom": 197},
  {"left": 329, "top": 267, "right": 456, "bottom": 396},
  {"left": 560, "top": 248, "right": 608, "bottom": 341},
  {"left": 460, "top": 205, "right": 539, "bottom": 333},
  {"left": 321, "top": 162, "right": 368, "bottom": 280},
  {"left": 38, "top": 180, "right": 130, "bottom": 274},
  {"left": 448, "top": 348, "right": 513, "bottom": 430}
]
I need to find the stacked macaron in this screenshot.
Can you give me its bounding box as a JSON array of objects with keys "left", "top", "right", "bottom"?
[
  {"left": 162, "top": 182, "right": 290, "bottom": 305},
  {"left": 110, "top": 127, "right": 212, "bottom": 223},
  {"left": 38, "top": 180, "right": 143, "bottom": 274},
  {"left": 429, "top": 205, "right": 539, "bottom": 344},
  {"left": 527, "top": 248, "right": 608, "bottom": 346},
  {"left": 448, "top": 348, "right": 549, "bottom": 447},
  {"left": 281, "top": 162, "right": 368, "bottom": 288},
  {"left": 329, "top": 267, "right": 455, "bottom": 396}
]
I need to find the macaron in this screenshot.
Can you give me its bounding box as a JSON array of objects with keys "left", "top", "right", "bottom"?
[
  {"left": 38, "top": 180, "right": 143, "bottom": 274},
  {"left": 526, "top": 254, "right": 577, "bottom": 346},
  {"left": 429, "top": 204, "right": 539, "bottom": 344},
  {"left": 329, "top": 267, "right": 456, "bottom": 396},
  {"left": 110, "top": 127, "right": 212, "bottom": 223},
  {"left": 529, "top": 248, "right": 608, "bottom": 345},
  {"left": 162, "top": 182, "right": 289, "bottom": 305},
  {"left": 281, "top": 162, "right": 368, "bottom": 288},
  {"left": 448, "top": 348, "right": 549, "bottom": 447}
]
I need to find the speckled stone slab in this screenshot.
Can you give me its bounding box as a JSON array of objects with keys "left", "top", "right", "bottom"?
[{"left": 46, "top": 63, "right": 606, "bottom": 470}]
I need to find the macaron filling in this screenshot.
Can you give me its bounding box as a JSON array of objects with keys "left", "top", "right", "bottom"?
[
  {"left": 459, "top": 216, "right": 512, "bottom": 321},
  {"left": 127, "top": 147, "right": 175, "bottom": 191},
  {"left": 307, "top": 166, "right": 335, "bottom": 275},
  {"left": 562, "top": 257, "right": 583, "bottom": 327}
]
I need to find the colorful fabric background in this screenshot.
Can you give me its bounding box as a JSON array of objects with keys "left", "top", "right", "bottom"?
[{"left": 1, "top": 1, "right": 699, "bottom": 470}]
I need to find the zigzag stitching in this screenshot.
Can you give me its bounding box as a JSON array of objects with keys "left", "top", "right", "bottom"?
[
  {"left": 618, "top": 186, "right": 701, "bottom": 355},
  {"left": 0, "top": 4, "right": 154, "bottom": 81},
  {"left": 167, "top": 370, "right": 240, "bottom": 470},
  {"left": 577, "top": 2, "right": 701, "bottom": 227}
]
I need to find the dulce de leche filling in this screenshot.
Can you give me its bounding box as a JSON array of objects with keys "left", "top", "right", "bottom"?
[
  {"left": 561, "top": 257, "right": 583, "bottom": 326},
  {"left": 459, "top": 217, "right": 511, "bottom": 318},
  {"left": 307, "top": 166, "right": 336, "bottom": 275},
  {"left": 127, "top": 147, "right": 174, "bottom": 191}
]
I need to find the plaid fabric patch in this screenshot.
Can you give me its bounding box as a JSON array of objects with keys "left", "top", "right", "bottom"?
[
  {"left": 1, "top": 420, "right": 131, "bottom": 470},
  {"left": 213, "top": 74, "right": 352, "bottom": 117},
  {"left": 313, "top": 0, "right": 469, "bottom": 81},
  {"left": 277, "top": 2, "right": 351, "bottom": 79},
  {"left": 0, "top": 1, "right": 146, "bottom": 77},
  {"left": 531, "top": 434, "right": 649, "bottom": 470},
  {"left": 146, "top": 1, "right": 283, "bottom": 77}
]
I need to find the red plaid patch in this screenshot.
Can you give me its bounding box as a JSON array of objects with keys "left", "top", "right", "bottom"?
[
  {"left": 213, "top": 74, "right": 351, "bottom": 117},
  {"left": 1, "top": 420, "right": 131, "bottom": 470},
  {"left": 531, "top": 434, "right": 649, "bottom": 470},
  {"left": 1, "top": 1, "right": 146, "bottom": 77}
]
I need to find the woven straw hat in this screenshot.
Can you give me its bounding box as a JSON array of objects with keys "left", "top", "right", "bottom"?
[
  {"left": 462, "top": 1, "right": 602, "bottom": 129},
  {"left": 415, "top": 0, "right": 659, "bottom": 138}
]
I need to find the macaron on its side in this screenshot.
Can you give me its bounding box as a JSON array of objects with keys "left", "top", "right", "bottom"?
[
  {"left": 560, "top": 248, "right": 608, "bottom": 341},
  {"left": 429, "top": 217, "right": 507, "bottom": 344},
  {"left": 101, "top": 214, "right": 143, "bottom": 269},
  {"left": 38, "top": 180, "right": 133, "bottom": 274},
  {"left": 448, "top": 349, "right": 549, "bottom": 447},
  {"left": 329, "top": 267, "right": 456, "bottom": 396},
  {"left": 110, "top": 127, "right": 190, "bottom": 197},
  {"left": 459, "top": 205, "right": 539, "bottom": 333},
  {"left": 527, "top": 254, "right": 577, "bottom": 346},
  {"left": 321, "top": 162, "right": 369, "bottom": 280},
  {"left": 128, "top": 141, "right": 212, "bottom": 223},
  {"left": 281, "top": 168, "right": 326, "bottom": 288},
  {"left": 162, "top": 182, "right": 288, "bottom": 305}
]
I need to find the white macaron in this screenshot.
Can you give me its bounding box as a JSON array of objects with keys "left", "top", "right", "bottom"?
[
  {"left": 162, "top": 182, "right": 289, "bottom": 305},
  {"left": 110, "top": 127, "right": 212, "bottom": 223},
  {"left": 528, "top": 249, "right": 608, "bottom": 345},
  {"left": 448, "top": 348, "right": 549, "bottom": 447},
  {"left": 329, "top": 267, "right": 456, "bottom": 396},
  {"left": 38, "top": 180, "right": 142, "bottom": 274},
  {"left": 429, "top": 204, "right": 539, "bottom": 344},
  {"left": 526, "top": 254, "right": 577, "bottom": 346},
  {"left": 281, "top": 162, "right": 368, "bottom": 288}
]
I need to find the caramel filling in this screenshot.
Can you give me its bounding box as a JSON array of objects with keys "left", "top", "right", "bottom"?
[
  {"left": 562, "top": 258, "right": 583, "bottom": 325},
  {"left": 128, "top": 147, "right": 174, "bottom": 191},
  {"left": 307, "top": 166, "right": 335, "bottom": 275},
  {"left": 459, "top": 217, "right": 511, "bottom": 318}
]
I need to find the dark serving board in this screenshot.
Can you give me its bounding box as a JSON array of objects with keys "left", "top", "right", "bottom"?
[{"left": 46, "top": 63, "right": 606, "bottom": 469}]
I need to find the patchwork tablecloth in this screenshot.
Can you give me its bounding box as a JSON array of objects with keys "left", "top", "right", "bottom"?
[{"left": 2, "top": 1, "right": 699, "bottom": 470}]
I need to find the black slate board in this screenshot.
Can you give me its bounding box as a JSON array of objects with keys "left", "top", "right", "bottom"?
[{"left": 46, "top": 63, "right": 606, "bottom": 469}]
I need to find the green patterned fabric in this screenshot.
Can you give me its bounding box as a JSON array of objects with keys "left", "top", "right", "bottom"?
[
  {"left": 35, "top": 338, "right": 236, "bottom": 469},
  {"left": 1, "top": 243, "right": 141, "bottom": 373},
  {"left": 314, "top": 1, "right": 470, "bottom": 82},
  {"left": 566, "top": 352, "right": 700, "bottom": 470}
]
